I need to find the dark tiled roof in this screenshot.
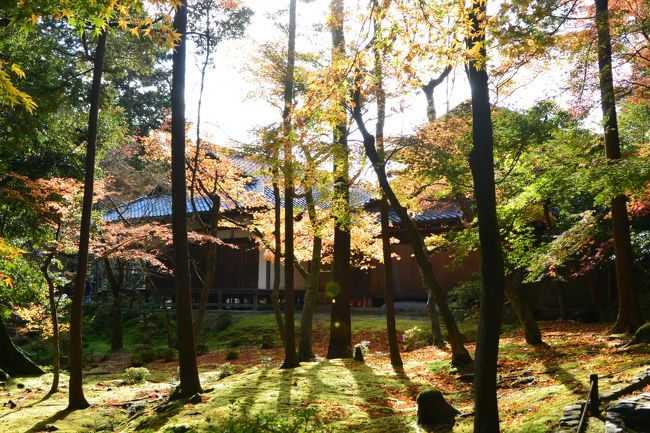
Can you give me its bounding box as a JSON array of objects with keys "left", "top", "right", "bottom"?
[
  {"left": 105, "top": 186, "right": 375, "bottom": 222},
  {"left": 104, "top": 195, "right": 213, "bottom": 222},
  {"left": 103, "top": 156, "right": 454, "bottom": 224},
  {"left": 387, "top": 210, "right": 463, "bottom": 224}
]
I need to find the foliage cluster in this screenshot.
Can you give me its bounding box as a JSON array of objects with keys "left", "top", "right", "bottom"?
[{"left": 123, "top": 367, "right": 150, "bottom": 384}]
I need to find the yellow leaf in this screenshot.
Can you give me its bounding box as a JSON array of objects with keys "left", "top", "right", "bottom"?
[{"left": 10, "top": 64, "right": 26, "bottom": 79}]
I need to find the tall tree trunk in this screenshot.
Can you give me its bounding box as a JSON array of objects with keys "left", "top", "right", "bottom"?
[
  {"left": 372, "top": 18, "right": 403, "bottom": 368},
  {"left": 68, "top": 30, "right": 107, "bottom": 410},
  {"left": 272, "top": 183, "right": 286, "bottom": 346},
  {"left": 0, "top": 317, "right": 44, "bottom": 377},
  {"left": 505, "top": 271, "right": 542, "bottom": 345},
  {"left": 352, "top": 91, "right": 472, "bottom": 367},
  {"left": 170, "top": 3, "right": 202, "bottom": 397},
  {"left": 104, "top": 258, "right": 124, "bottom": 352},
  {"left": 280, "top": 0, "right": 299, "bottom": 369},
  {"left": 466, "top": 1, "right": 506, "bottom": 430},
  {"left": 327, "top": 0, "right": 353, "bottom": 360},
  {"left": 594, "top": 0, "right": 643, "bottom": 334},
  {"left": 42, "top": 254, "right": 60, "bottom": 394},
  {"left": 299, "top": 189, "right": 322, "bottom": 361}
]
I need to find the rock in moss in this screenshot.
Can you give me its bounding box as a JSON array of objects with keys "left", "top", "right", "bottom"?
[
  {"left": 416, "top": 389, "right": 460, "bottom": 426},
  {"left": 630, "top": 322, "right": 650, "bottom": 345},
  {"left": 354, "top": 346, "right": 364, "bottom": 362}
]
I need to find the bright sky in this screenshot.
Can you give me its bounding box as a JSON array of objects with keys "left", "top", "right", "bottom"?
[{"left": 183, "top": 1, "right": 588, "bottom": 148}]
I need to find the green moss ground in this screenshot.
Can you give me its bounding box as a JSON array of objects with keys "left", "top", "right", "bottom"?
[{"left": 1, "top": 313, "right": 648, "bottom": 433}]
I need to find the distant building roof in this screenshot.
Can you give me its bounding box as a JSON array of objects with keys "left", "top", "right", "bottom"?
[
  {"left": 387, "top": 209, "right": 463, "bottom": 225},
  {"left": 104, "top": 178, "right": 374, "bottom": 223},
  {"left": 103, "top": 156, "right": 461, "bottom": 225}
]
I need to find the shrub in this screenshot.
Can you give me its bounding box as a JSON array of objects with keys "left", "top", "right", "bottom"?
[
  {"left": 123, "top": 367, "right": 150, "bottom": 384},
  {"left": 403, "top": 326, "right": 432, "bottom": 351},
  {"left": 196, "top": 343, "right": 210, "bottom": 356},
  {"left": 132, "top": 344, "right": 159, "bottom": 366},
  {"left": 260, "top": 334, "right": 275, "bottom": 349},
  {"left": 228, "top": 338, "right": 242, "bottom": 348},
  {"left": 225, "top": 351, "right": 239, "bottom": 360},
  {"left": 218, "top": 363, "right": 235, "bottom": 379},
  {"left": 86, "top": 301, "right": 114, "bottom": 335},
  {"left": 209, "top": 312, "right": 233, "bottom": 333},
  {"left": 157, "top": 347, "right": 178, "bottom": 362},
  {"left": 448, "top": 279, "right": 482, "bottom": 311}
]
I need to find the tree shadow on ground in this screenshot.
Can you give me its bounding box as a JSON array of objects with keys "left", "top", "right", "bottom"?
[
  {"left": 0, "top": 391, "right": 56, "bottom": 420},
  {"left": 128, "top": 399, "right": 186, "bottom": 432},
  {"left": 25, "top": 407, "right": 73, "bottom": 433},
  {"left": 343, "top": 359, "right": 427, "bottom": 432},
  {"left": 276, "top": 369, "right": 294, "bottom": 411},
  {"left": 533, "top": 343, "right": 588, "bottom": 395}
]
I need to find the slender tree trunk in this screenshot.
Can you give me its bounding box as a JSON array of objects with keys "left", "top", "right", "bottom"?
[
  {"left": 193, "top": 197, "right": 220, "bottom": 344},
  {"left": 594, "top": 0, "right": 643, "bottom": 334},
  {"left": 421, "top": 65, "right": 452, "bottom": 122},
  {"left": 420, "top": 66, "right": 449, "bottom": 346},
  {"left": 327, "top": 0, "right": 352, "bottom": 360},
  {"left": 426, "top": 294, "right": 445, "bottom": 346},
  {"left": 372, "top": 22, "right": 403, "bottom": 368},
  {"left": 272, "top": 183, "right": 286, "bottom": 346},
  {"left": 103, "top": 259, "right": 124, "bottom": 352},
  {"left": 170, "top": 3, "right": 201, "bottom": 397},
  {"left": 555, "top": 281, "right": 568, "bottom": 321},
  {"left": 299, "top": 189, "right": 322, "bottom": 361},
  {"left": 466, "top": 1, "right": 506, "bottom": 430},
  {"left": 505, "top": 271, "right": 542, "bottom": 345},
  {"left": 189, "top": 10, "right": 219, "bottom": 342},
  {"left": 42, "top": 255, "right": 60, "bottom": 394},
  {"left": 352, "top": 91, "right": 472, "bottom": 367},
  {"left": 0, "top": 316, "right": 44, "bottom": 377},
  {"left": 68, "top": 30, "right": 107, "bottom": 410},
  {"left": 148, "top": 276, "right": 174, "bottom": 348},
  {"left": 280, "top": 0, "right": 299, "bottom": 369}
]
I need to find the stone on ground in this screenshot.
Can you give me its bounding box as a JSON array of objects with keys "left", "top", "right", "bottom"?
[{"left": 416, "top": 389, "right": 459, "bottom": 426}]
